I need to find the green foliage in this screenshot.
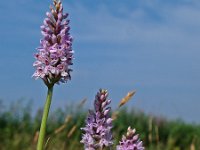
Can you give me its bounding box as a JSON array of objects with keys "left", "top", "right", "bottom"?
[{"left": 0, "top": 100, "right": 199, "bottom": 150}]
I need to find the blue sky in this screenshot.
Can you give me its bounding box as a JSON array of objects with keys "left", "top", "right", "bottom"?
[{"left": 0, "top": 0, "right": 200, "bottom": 123}]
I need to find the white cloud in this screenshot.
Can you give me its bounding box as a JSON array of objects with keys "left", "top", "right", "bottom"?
[{"left": 68, "top": 1, "right": 200, "bottom": 50}]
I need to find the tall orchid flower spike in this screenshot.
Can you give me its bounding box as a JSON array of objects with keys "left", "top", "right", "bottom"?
[
  {"left": 32, "top": 1, "right": 73, "bottom": 150},
  {"left": 33, "top": 0, "right": 73, "bottom": 87},
  {"left": 81, "top": 89, "right": 113, "bottom": 150},
  {"left": 117, "top": 127, "right": 144, "bottom": 150}
]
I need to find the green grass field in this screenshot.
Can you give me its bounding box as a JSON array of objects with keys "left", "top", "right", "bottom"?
[{"left": 0, "top": 100, "right": 199, "bottom": 150}]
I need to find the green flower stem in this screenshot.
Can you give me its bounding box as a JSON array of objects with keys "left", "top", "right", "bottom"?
[{"left": 37, "top": 86, "right": 54, "bottom": 150}]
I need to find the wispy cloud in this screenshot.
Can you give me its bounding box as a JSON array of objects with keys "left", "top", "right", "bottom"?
[{"left": 68, "top": 1, "right": 200, "bottom": 47}]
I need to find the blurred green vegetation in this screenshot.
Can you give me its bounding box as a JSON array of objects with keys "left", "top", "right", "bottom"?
[{"left": 0, "top": 99, "right": 199, "bottom": 150}]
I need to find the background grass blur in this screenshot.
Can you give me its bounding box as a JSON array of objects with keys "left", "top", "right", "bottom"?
[{"left": 0, "top": 99, "right": 199, "bottom": 150}]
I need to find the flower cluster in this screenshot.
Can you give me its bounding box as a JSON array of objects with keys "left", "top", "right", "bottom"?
[
  {"left": 33, "top": 0, "right": 73, "bottom": 87},
  {"left": 81, "top": 89, "right": 144, "bottom": 150},
  {"left": 81, "top": 89, "right": 113, "bottom": 149},
  {"left": 117, "top": 127, "right": 144, "bottom": 150}
]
